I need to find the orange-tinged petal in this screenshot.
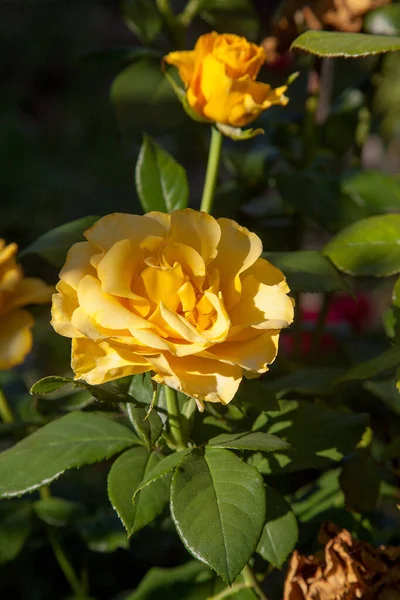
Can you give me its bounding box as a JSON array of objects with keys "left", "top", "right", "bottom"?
[
  {"left": 162, "top": 242, "right": 206, "bottom": 290},
  {"left": 133, "top": 263, "right": 185, "bottom": 313},
  {"left": 152, "top": 302, "right": 206, "bottom": 344},
  {"left": 84, "top": 213, "right": 166, "bottom": 252},
  {"left": 145, "top": 211, "right": 171, "bottom": 233},
  {"left": 60, "top": 242, "right": 97, "bottom": 291},
  {"left": 178, "top": 281, "right": 197, "bottom": 312},
  {"left": 0, "top": 309, "right": 34, "bottom": 369},
  {"left": 212, "top": 34, "right": 266, "bottom": 79},
  {"left": 164, "top": 50, "right": 196, "bottom": 87},
  {"left": 72, "top": 338, "right": 151, "bottom": 385},
  {"left": 149, "top": 353, "right": 242, "bottom": 407},
  {"left": 169, "top": 209, "right": 221, "bottom": 265},
  {"left": 199, "top": 291, "right": 230, "bottom": 343},
  {"left": 210, "top": 218, "right": 262, "bottom": 309}
]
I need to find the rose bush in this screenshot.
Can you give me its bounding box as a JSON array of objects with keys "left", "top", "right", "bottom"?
[
  {"left": 0, "top": 239, "right": 52, "bottom": 370},
  {"left": 165, "top": 32, "right": 289, "bottom": 127},
  {"left": 51, "top": 209, "right": 294, "bottom": 408}
]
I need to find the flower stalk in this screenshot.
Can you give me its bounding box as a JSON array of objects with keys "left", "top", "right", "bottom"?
[
  {"left": 165, "top": 385, "right": 187, "bottom": 450},
  {"left": 200, "top": 126, "right": 223, "bottom": 215},
  {"left": 0, "top": 381, "right": 14, "bottom": 424}
]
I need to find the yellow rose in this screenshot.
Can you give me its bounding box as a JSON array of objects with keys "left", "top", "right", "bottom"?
[
  {"left": 0, "top": 240, "right": 53, "bottom": 370},
  {"left": 165, "top": 32, "right": 289, "bottom": 128},
  {"left": 51, "top": 210, "right": 293, "bottom": 408}
]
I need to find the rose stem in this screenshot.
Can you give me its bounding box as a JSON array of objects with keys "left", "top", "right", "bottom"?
[
  {"left": 0, "top": 379, "right": 14, "bottom": 424},
  {"left": 165, "top": 385, "right": 187, "bottom": 450},
  {"left": 243, "top": 564, "right": 269, "bottom": 600},
  {"left": 200, "top": 126, "right": 223, "bottom": 215},
  {"left": 0, "top": 377, "right": 87, "bottom": 597}
]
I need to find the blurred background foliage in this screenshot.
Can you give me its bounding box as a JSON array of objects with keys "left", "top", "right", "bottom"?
[{"left": 2, "top": 0, "right": 400, "bottom": 599}]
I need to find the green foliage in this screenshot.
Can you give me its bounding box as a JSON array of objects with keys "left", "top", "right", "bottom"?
[
  {"left": 135, "top": 134, "right": 189, "bottom": 213},
  {"left": 122, "top": 0, "right": 162, "bottom": 45},
  {"left": 126, "top": 405, "right": 163, "bottom": 449},
  {"left": 257, "top": 486, "right": 298, "bottom": 569},
  {"left": 20, "top": 216, "right": 99, "bottom": 268},
  {"left": 252, "top": 400, "right": 369, "bottom": 473},
  {"left": 33, "top": 497, "right": 86, "bottom": 527},
  {"left": 0, "top": 503, "right": 33, "bottom": 565},
  {"left": 0, "top": 412, "right": 138, "bottom": 498},
  {"left": 108, "top": 447, "right": 169, "bottom": 535},
  {"left": 324, "top": 214, "right": 400, "bottom": 276},
  {"left": 291, "top": 30, "right": 400, "bottom": 57},
  {"left": 264, "top": 251, "right": 349, "bottom": 293},
  {"left": 206, "top": 431, "right": 290, "bottom": 452},
  {"left": 170, "top": 448, "right": 266, "bottom": 584},
  {"left": 339, "top": 452, "right": 381, "bottom": 512},
  {"left": 365, "top": 4, "right": 400, "bottom": 36}
]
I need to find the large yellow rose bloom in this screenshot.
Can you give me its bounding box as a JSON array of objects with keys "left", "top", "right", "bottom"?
[
  {"left": 51, "top": 210, "right": 293, "bottom": 408},
  {"left": 0, "top": 240, "right": 53, "bottom": 370},
  {"left": 165, "top": 32, "right": 289, "bottom": 128}
]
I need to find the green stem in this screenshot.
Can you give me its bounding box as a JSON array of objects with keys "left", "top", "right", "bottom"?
[
  {"left": 242, "top": 564, "right": 269, "bottom": 600},
  {"left": 156, "top": 0, "right": 185, "bottom": 49},
  {"left": 310, "top": 293, "right": 333, "bottom": 360},
  {"left": 200, "top": 126, "right": 223, "bottom": 215},
  {"left": 165, "top": 386, "right": 186, "bottom": 450},
  {"left": 47, "top": 530, "right": 86, "bottom": 597},
  {"left": 207, "top": 583, "right": 248, "bottom": 600},
  {"left": 39, "top": 486, "right": 86, "bottom": 597},
  {"left": 178, "top": 0, "right": 203, "bottom": 27},
  {"left": 0, "top": 381, "right": 14, "bottom": 424}
]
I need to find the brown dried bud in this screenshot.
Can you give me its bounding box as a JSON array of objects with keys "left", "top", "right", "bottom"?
[{"left": 284, "top": 523, "right": 400, "bottom": 600}]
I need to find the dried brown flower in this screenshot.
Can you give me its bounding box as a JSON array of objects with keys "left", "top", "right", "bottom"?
[
  {"left": 263, "top": 0, "right": 392, "bottom": 62},
  {"left": 284, "top": 523, "right": 400, "bottom": 600}
]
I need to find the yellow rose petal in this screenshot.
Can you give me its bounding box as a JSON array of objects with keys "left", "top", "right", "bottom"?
[
  {"left": 97, "top": 239, "right": 143, "bottom": 298},
  {"left": 210, "top": 218, "right": 262, "bottom": 309},
  {"left": 84, "top": 213, "right": 166, "bottom": 253},
  {"left": 204, "top": 329, "right": 280, "bottom": 373},
  {"left": 0, "top": 309, "right": 34, "bottom": 369},
  {"left": 60, "top": 242, "right": 97, "bottom": 291},
  {"left": 51, "top": 282, "right": 84, "bottom": 339},
  {"left": 72, "top": 338, "right": 151, "bottom": 385},
  {"left": 169, "top": 208, "right": 221, "bottom": 265},
  {"left": 149, "top": 353, "right": 242, "bottom": 407}
]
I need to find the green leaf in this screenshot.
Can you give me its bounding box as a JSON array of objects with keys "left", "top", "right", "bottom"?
[
  {"left": 80, "top": 510, "right": 129, "bottom": 553},
  {"left": 200, "top": 0, "right": 259, "bottom": 40},
  {"left": 31, "top": 376, "right": 136, "bottom": 406},
  {"left": 111, "top": 58, "right": 183, "bottom": 141},
  {"left": 339, "top": 452, "right": 380, "bottom": 512},
  {"left": 365, "top": 4, "right": 400, "bottom": 36},
  {"left": 340, "top": 345, "right": 400, "bottom": 382},
  {"left": 257, "top": 486, "right": 298, "bottom": 568},
  {"left": 30, "top": 376, "right": 73, "bottom": 395},
  {"left": 207, "top": 432, "right": 290, "bottom": 453},
  {"left": 324, "top": 214, "right": 400, "bottom": 276},
  {"left": 251, "top": 400, "right": 368, "bottom": 474},
  {"left": 108, "top": 447, "right": 169, "bottom": 535},
  {"left": 216, "top": 123, "right": 264, "bottom": 140},
  {"left": 264, "top": 251, "right": 348, "bottom": 293},
  {"left": 265, "top": 368, "right": 344, "bottom": 397},
  {"left": 127, "top": 405, "right": 163, "bottom": 449},
  {"left": 19, "top": 216, "right": 99, "bottom": 268},
  {"left": 0, "top": 412, "right": 138, "bottom": 498},
  {"left": 134, "top": 449, "right": 192, "bottom": 497},
  {"left": 128, "top": 373, "right": 154, "bottom": 405},
  {"left": 291, "top": 469, "right": 344, "bottom": 522},
  {"left": 34, "top": 497, "right": 86, "bottom": 527},
  {"left": 234, "top": 378, "right": 279, "bottom": 412},
  {"left": 122, "top": 0, "right": 162, "bottom": 44},
  {"left": 342, "top": 171, "right": 400, "bottom": 214},
  {"left": 170, "top": 447, "right": 266, "bottom": 584},
  {"left": 291, "top": 31, "right": 400, "bottom": 57},
  {"left": 0, "top": 503, "right": 33, "bottom": 565},
  {"left": 363, "top": 378, "right": 400, "bottom": 415},
  {"left": 135, "top": 134, "right": 189, "bottom": 213},
  {"left": 125, "top": 561, "right": 222, "bottom": 600}
]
